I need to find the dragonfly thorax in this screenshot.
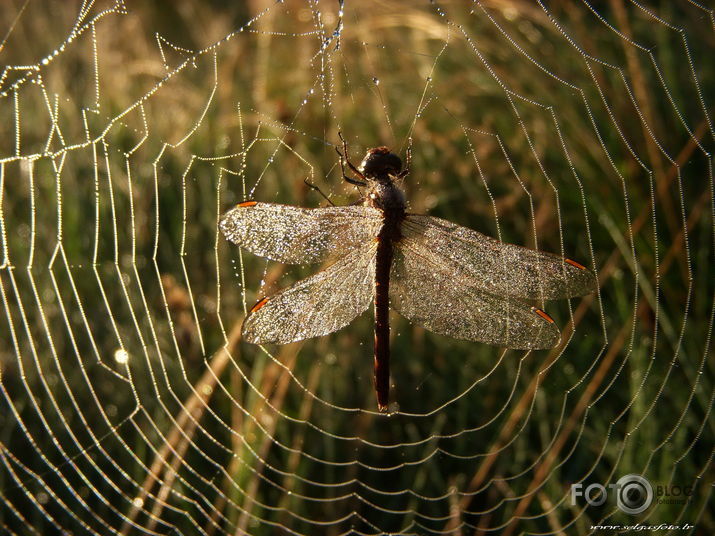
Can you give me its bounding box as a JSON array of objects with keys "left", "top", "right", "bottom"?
[{"left": 365, "top": 179, "right": 406, "bottom": 212}]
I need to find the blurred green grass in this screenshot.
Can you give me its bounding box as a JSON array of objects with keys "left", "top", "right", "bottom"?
[{"left": 0, "top": 1, "right": 713, "bottom": 534}]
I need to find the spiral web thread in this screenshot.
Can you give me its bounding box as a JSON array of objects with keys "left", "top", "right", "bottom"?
[{"left": 0, "top": 1, "right": 713, "bottom": 534}]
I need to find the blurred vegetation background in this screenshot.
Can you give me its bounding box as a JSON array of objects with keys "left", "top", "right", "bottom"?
[{"left": 0, "top": 1, "right": 712, "bottom": 534}]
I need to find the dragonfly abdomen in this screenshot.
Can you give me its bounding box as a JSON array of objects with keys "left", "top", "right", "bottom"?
[{"left": 372, "top": 204, "right": 405, "bottom": 412}]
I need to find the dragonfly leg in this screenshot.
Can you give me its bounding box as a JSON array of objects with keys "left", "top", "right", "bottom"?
[
  {"left": 396, "top": 137, "right": 412, "bottom": 179},
  {"left": 303, "top": 177, "right": 336, "bottom": 206},
  {"left": 336, "top": 131, "right": 368, "bottom": 186}
]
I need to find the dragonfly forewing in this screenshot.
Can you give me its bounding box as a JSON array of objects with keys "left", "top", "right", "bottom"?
[
  {"left": 390, "top": 237, "right": 560, "bottom": 349},
  {"left": 242, "top": 241, "right": 378, "bottom": 344},
  {"left": 221, "top": 202, "right": 383, "bottom": 264},
  {"left": 401, "top": 215, "right": 596, "bottom": 300}
]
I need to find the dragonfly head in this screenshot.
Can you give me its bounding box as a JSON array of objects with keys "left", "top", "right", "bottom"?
[{"left": 360, "top": 147, "right": 402, "bottom": 181}]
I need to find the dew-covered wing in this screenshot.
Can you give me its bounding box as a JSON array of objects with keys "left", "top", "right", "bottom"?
[
  {"left": 220, "top": 202, "right": 383, "bottom": 264},
  {"left": 242, "top": 242, "right": 378, "bottom": 344},
  {"left": 401, "top": 214, "right": 596, "bottom": 300},
  {"left": 390, "top": 237, "right": 560, "bottom": 349}
]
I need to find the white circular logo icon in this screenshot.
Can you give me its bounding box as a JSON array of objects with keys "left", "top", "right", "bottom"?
[{"left": 615, "top": 474, "right": 653, "bottom": 514}]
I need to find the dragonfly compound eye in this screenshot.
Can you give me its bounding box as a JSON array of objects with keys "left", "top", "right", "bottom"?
[{"left": 360, "top": 147, "right": 402, "bottom": 178}]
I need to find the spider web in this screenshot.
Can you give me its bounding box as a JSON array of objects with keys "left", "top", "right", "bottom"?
[{"left": 0, "top": 1, "right": 713, "bottom": 534}]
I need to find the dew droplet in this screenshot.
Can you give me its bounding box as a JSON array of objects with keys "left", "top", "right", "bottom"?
[{"left": 114, "top": 348, "right": 129, "bottom": 364}]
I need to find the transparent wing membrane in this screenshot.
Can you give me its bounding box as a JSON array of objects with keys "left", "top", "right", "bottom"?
[
  {"left": 242, "top": 242, "right": 378, "bottom": 344},
  {"left": 401, "top": 215, "right": 596, "bottom": 300},
  {"left": 220, "top": 202, "right": 383, "bottom": 264},
  {"left": 391, "top": 236, "right": 561, "bottom": 350}
]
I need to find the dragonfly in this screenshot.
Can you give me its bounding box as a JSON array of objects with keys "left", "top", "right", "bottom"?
[{"left": 220, "top": 135, "right": 597, "bottom": 412}]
